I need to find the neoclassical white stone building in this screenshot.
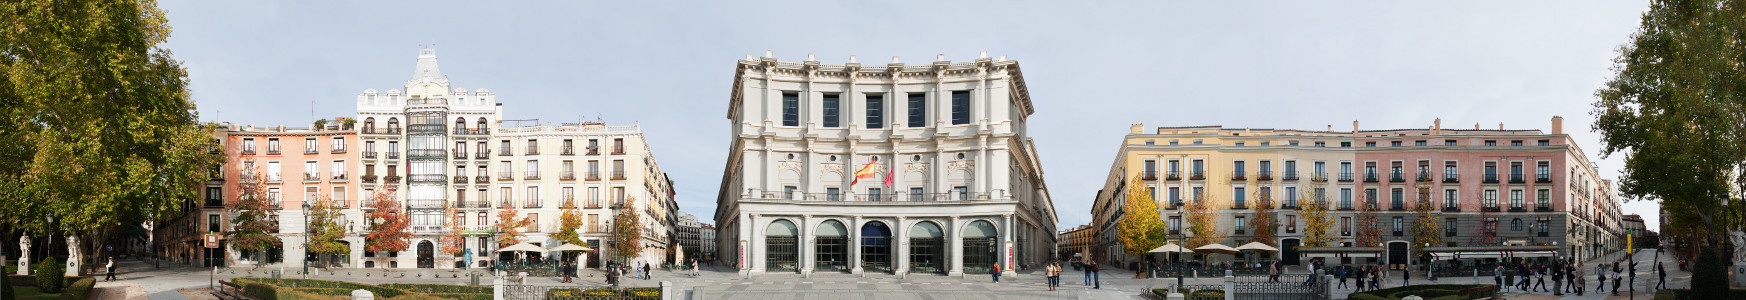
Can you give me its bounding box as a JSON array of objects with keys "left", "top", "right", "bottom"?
[{"left": 713, "top": 52, "right": 1058, "bottom": 277}]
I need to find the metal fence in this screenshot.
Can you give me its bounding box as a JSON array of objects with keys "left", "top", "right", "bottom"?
[
  {"left": 1151, "top": 274, "right": 1329, "bottom": 300},
  {"left": 500, "top": 284, "right": 661, "bottom": 300}
]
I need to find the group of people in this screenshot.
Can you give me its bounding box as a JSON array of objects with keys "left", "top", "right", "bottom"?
[
  {"left": 1333, "top": 265, "right": 1398, "bottom": 292},
  {"left": 1040, "top": 259, "right": 1098, "bottom": 291},
  {"left": 1494, "top": 260, "right": 1585, "bottom": 296},
  {"left": 602, "top": 261, "right": 653, "bottom": 285}
]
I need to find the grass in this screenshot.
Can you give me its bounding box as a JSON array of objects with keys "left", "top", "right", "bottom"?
[{"left": 12, "top": 286, "right": 62, "bottom": 300}]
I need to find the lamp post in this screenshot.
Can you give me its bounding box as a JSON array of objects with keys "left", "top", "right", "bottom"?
[{"left": 302, "top": 201, "right": 310, "bottom": 279}]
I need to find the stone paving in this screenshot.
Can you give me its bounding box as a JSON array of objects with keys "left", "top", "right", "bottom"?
[{"left": 79, "top": 248, "right": 1693, "bottom": 299}]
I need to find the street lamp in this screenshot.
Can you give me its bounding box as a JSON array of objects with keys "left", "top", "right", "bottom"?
[{"left": 302, "top": 201, "right": 310, "bottom": 279}]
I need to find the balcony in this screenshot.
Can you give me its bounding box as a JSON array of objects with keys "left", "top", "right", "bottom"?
[
  {"left": 453, "top": 176, "right": 468, "bottom": 184},
  {"left": 475, "top": 175, "right": 489, "bottom": 183},
  {"left": 1257, "top": 171, "right": 1273, "bottom": 181},
  {"left": 1535, "top": 206, "right": 1554, "bottom": 212},
  {"left": 1338, "top": 172, "right": 1353, "bottom": 182},
  {"left": 1230, "top": 172, "right": 1246, "bottom": 181},
  {"left": 1442, "top": 207, "right": 1462, "bottom": 212},
  {"left": 385, "top": 128, "right": 402, "bottom": 134},
  {"left": 384, "top": 175, "right": 401, "bottom": 183},
  {"left": 1166, "top": 171, "right": 1182, "bottom": 180},
  {"left": 204, "top": 199, "right": 225, "bottom": 208},
  {"left": 1508, "top": 207, "right": 1527, "bottom": 212},
  {"left": 364, "top": 152, "right": 378, "bottom": 159},
  {"left": 331, "top": 148, "right": 347, "bottom": 154},
  {"left": 1446, "top": 231, "right": 1458, "bottom": 237},
  {"left": 1141, "top": 171, "right": 1157, "bottom": 181},
  {"left": 407, "top": 174, "right": 447, "bottom": 183},
  {"left": 612, "top": 148, "right": 625, "bottom": 155},
  {"left": 330, "top": 174, "right": 348, "bottom": 182},
  {"left": 1536, "top": 175, "right": 1551, "bottom": 183},
  {"left": 453, "top": 127, "right": 488, "bottom": 135},
  {"left": 1389, "top": 170, "right": 1405, "bottom": 182},
  {"left": 586, "top": 147, "right": 600, "bottom": 155},
  {"left": 361, "top": 175, "right": 378, "bottom": 183},
  {"left": 1281, "top": 172, "right": 1298, "bottom": 181},
  {"left": 525, "top": 171, "right": 541, "bottom": 180},
  {"left": 1310, "top": 173, "right": 1328, "bottom": 182},
  {"left": 1190, "top": 171, "right": 1205, "bottom": 180},
  {"left": 1392, "top": 230, "right": 1404, "bottom": 237},
  {"left": 267, "top": 149, "right": 281, "bottom": 155},
  {"left": 386, "top": 152, "right": 400, "bottom": 159},
  {"left": 524, "top": 200, "right": 542, "bottom": 209},
  {"left": 304, "top": 148, "right": 318, "bottom": 155},
  {"left": 1483, "top": 174, "right": 1499, "bottom": 183},
  {"left": 562, "top": 147, "right": 575, "bottom": 156},
  {"left": 408, "top": 199, "right": 445, "bottom": 209},
  {"left": 1481, "top": 206, "right": 1500, "bottom": 212},
  {"left": 1364, "top": 172, "right": 1379, "bottom": 183},
  {"left": 560, "top": 171, "right": 576, "bottom": 181},
  {"left": 475, "top": 149, "right": 490, "bottom": 159},
  {"left": 586, "top": 172, "right": 601, "bottom": 181},
  {"left": 1416, "top": 171, "right": 1432, "bottom": 182},
  {"left": 303, "top": 174, "right": 321, "bottom": 183},
  {"left": 1443, "top": 172, "right": 1459, "bottom": 183},
  {"left": 499, "top": 148, "right": 512, "bottom": 156},
  {"left": 460, "top": 200, "right": 491, "bottom": 208},
  {"left": 454, "top": 150, "right": 468, "bottom": 159},
  {"left": 498, "top": 172, "right": 513, "bottom": 181},
  {"left": 611, "top": 171, "right": 626, "bottom": 180},
  {"left": 1509, "top": 174, "right": 1525, "bottom": 184},
  {"left": 525, "top": 148, "right": 540, "bottom": 156}
]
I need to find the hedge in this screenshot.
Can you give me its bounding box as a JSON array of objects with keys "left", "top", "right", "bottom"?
[
  {"left": 423, "top": 293, "right": 491, "bottom": 300},
  {"left": 1655, "top": 288, "right": 1746, "bottom": 300},
  {"left": 233, "top": 278, "right": 405, "bottom": 298},
  {"left": 56, "top": 277, "right": 93, "bottom": 300},
  {"left": 231, "top": 278, "right": 492, "bottom": 300},
  {"left": 378, "top": 284, "right": 492, "bottom": 294},
  {"left": 1348, "top": 284, "right": 1493, "bottom": 300}
]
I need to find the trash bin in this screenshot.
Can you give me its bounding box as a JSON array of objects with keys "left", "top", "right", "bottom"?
[
  {"left": 271, "top": 270, "right": 282, "bottom": 278},
  {"left": 469, "top": 272, "right": 480, "bottom": 286}
]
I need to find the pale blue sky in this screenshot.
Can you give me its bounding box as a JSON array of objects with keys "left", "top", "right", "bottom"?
[{"left": 161, "top": 1, "right": 1660, "bottom": 231}]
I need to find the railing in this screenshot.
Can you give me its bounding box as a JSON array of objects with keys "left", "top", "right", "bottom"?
[
  {"left": 525, "top": 199, "right": 542, "bottom": 208},
  {"left": 362, "top": 175, "right": 377, "bottom": 183},
  {"left": 1389, "top": 170, "right": 1405, "bottom": 182},
  {"left": 453, "top": 176, "right": 468, "bottom": 184},
  {"left": 1338, "top": 172, "right": 1353, "bottom": 182},
  {"left": 1141, "top": 171, "right": 1157, "bottom": 180},
  {"left": 475, "top": 175, "right": 489, "bottom": 183},
  {"left": 560, "top": 171, "right": 575, "bottom": 180},
  {"left": 1510, "top": 174, "right": 1525, "bottom": 184},
  {"left": 407, "top": 174, "right": 447, "bottom": 182},
  {"left": 453, "top": 127, "right": 488, "bottom": 135},
  {"left": 304, "top": 148, "right": 318, "bottom": 155},
  {"left": 363, "top": 152, "right": 377, "bottom": 159},
  {"left": 561, "top": 148, "right": 575, "bottom": 155},
  {"left": 1482, "top": 206, "right": 1500, "bottom": 212},
  {"left": 587, "top": 147, "right": 599, "bottom": 155},
  {"left": 1417, "top": 171, "right": 1432, "bottom": 182},
  {"left": 1508, "top": 206, "right": 1527, "bottom": 212},
  {"left": 330, "top": 174, "right": 347, "bottom": 182},
  {"left": 499, "top": 148, "right": 512, "bottom": 156},
  {"left": 1536, "top": 175, "right": 1551, "bottom": 183},
  {"left": 386, "top": 151, "right": 400, "bottom": 159},
  {"left": 1231, "top": 172, "right": 1246, "bottom": 181},
  {"left": 611, "top": 171, "right": 625, "bottom": 180},
  {"left": 498, "top": 172, "right": 514, "bottom": 181},
  {"left": 408, "top": 199, "right": 445, "bottom": 208},
  {"left": 749, "top": 191, "right": 1009, "bottom": 203},
  {"left": 612, "top": 148, "right": 625, "bottom": 155},
  {"left": 1364, "top": 172, "right": 1378, "bottom": 182},
  {"left": 587, "top": 172, "right": 601, "bottom": 180},
  {"left": 242, "top": 149, "right": 257, "bottom": 155},
  {"left": 1257, "top": 170, "right": 1272, "bottom": 181},
  {"left": 525, "top": 171, "right": 541, "bottom": 180},
  {"left": 1311, "top": 172, "right": 1328, "bottom": 181},
  {"left": 526, "top": 147, "right": 539, "bottom": 155},
  {"left": 1444, "top": 172, "right": 1460, "bottom": 183},
  {"left": 454, "top": 150, "right": 467, "bottom": 159},
  {"left": 267, "top": 149, "right": 281, "bottom": 155},
  {"left": 331, "top": 148, "right": 346, "bottom": 154},
  {"left": 1483, "top": 173, "right": 1498, "bottom": 183},
  {"left": 1167, "top": 171, "right": 1182, "bottom": 180},
  {"left": 1443, "top": 206, "right": 1461, "bottom": 212},
  {"left": 303, "top": 174, "right": 321, "bottom": 183},
  {"left": 460, "top": 200, "right": 491, "bottom": 208},
  {"left": 1281, "top": 171, "right": 1298, "bottom": 181},
  {"left": 385, "top": 128, "right": 402, "bottom": 134},
  {"left": 1190, "top": 171, "right": 1205, "bottom": 180},
  {"left": 1535, "top": 205, "right": 1552, "bottom": 212}
]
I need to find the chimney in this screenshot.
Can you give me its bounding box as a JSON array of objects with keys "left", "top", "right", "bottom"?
[
  {"left": 1130, "top": 122, "right": 1144, "bottom": 134},
  {"left": 1551, "top": 116, "right": 1565, "bottom": 134},
  {"left": 1499, "top": 122, "right": 1505, "bottom": 130},
  {"left": 764, "top": 50, "right": 773, "bottom": 58},
  {"left": 1475, "top": 123, "right": 1481, "bottom": 130},
  {"left": 1434, "top": 118, "right": 1442, "bottom": 134},
  {"left": 1352, "top": 121, "right": 1360, "bottom": 132}
]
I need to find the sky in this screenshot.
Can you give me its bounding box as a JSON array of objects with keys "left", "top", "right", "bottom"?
[{"left": 159, "top": 1, "right": 1662, "bottom": 231}]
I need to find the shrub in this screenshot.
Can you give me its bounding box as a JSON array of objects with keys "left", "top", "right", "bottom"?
[
  {"left": 420, "top": 293, "right": 491, "bottom": 300},
  {"left": 58, "top": 277, "right": 94, "bottom": 300},
  {"left": 1190, "top": 289, "right": 1223, "bottom": 299},
  {"left": 32, "top": 259, "right": 59, "bottom": 294},
  {"left": 291, "top": 288, "right": 354, "bottom": 297},
  {"left": 3, "top": 276, "right": 31, "bottom": 287},
  {"left": 1345, "top": 294, "right": 1388, "bottom": 300},
  {"left": 379, "top": 284, "right": 491, "bottom": 294},
  {"left": 1691, "top": 248, "right": 1728, "bottom": 300}
]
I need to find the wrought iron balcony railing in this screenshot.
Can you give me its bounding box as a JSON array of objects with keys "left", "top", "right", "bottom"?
[
  {"left": 562, "top": 148, "right": 575, "bottom": 156},
  {"left": 560, "top": 171, "right": 576, "bottom": 180},
  {"left": 386, "top": 152, "right": 400, "bottom": 159},
  {"left": 1281, "top": 171, "right": 1298, "bottom": 181},
  {"left": 1389, "top": 170, "right": 1405, "bottom": 182},
  {"left": 1231, "top": 172, "right": 1246, "bottom": 181},
  {"left": 1416, "top": 171, "right": 1432, "bottom": 182},
  {"left": 1364, "top": 172, "right": 1379, "bottom": 183},
  {"left": 1190, "top": 171, "right": 1205, "bottom": 180},
  {"left": 611, "top": 171, "right": 625, "bottom": 180},
  {"left": 1166, "top": 171, "right": 1182, "bottom": 180},
  {"left": 475, "top": 175, "right": 489, "bottom": 183},
  {"left": 454, "top": 176, "right": 468, "bottom": 184},
  {"left": 525, "top": 171, "right": 541, "bottom": 180},
  {"left": 1141, "top": 171, "right": 1157, "bottom": 180},
  {"left": 1510, "top": 174, "right": 1525, "bottom": 184},
  {"left": 1483, "top": 173, "right": 1499, "bottom": 183},
  {"left": 498, "top": 172, "right": 513, "bottom": 181},
  {"left": 587, "top": 172, "right": 601, "bottom": 181},
  {"left": 1257, "top": 170, "right": 1273, "bottom": 181},
  {"left": 1536, "top": 175, "right": 1551, "bottom": 183},
  {"left": 1444, "top": 172, "right": 1459, "bottom": 183}
]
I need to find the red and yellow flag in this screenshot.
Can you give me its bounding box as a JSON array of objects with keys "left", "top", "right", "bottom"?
[{"left": 852, "top": 160, "right": 877, "bottom": 185}]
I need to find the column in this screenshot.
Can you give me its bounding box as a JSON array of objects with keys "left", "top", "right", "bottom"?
[
  {"left": 1003, "top": 214, "right": 1016, "bottom": 277},
  {"left": 894, "top": 217, "right": 909, "bottom": 276},
  {"left": 977, "top": 137, "right": 989, "bottom": 198},
  {"left": 800, "top": 215, "right": 813, "bottom": 276},
  {"left": 851, "top": 216, "right": 864, "bottom": 275},
  {"left": 948, "top": 216, "right": 964, "bottom": 276},
  {"left": 745, "top": 213, "right": 760, "bottom": 275}
]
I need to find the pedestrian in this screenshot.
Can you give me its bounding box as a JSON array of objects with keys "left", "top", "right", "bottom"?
[
  {"left": 644, "top": 262, "right": 652, "bottom": 280},
  {"left": 1492, "top": 265, "right": 1503, "bottom": 291},
  {"left": 104, "top": 257, "right": 116, "bottom": 281},
  {"left": 1612, "top": 262, "right": 1622, "bottom": 296},
  {"left": 1552, "top": 262, "right": 1564, "bottom": 296},
  {"left": 991, "top": 263, "right": 1002, "bottom": 283},
  {"left": 1629, "top": 260, "right": 1638, "bottom": 292},
  {"left": 1596, "top": 263, "right": 1606, "bottom": 294},
  {"left": 691, "top": 259, "right": 701, "bottom": 277},
  {"left": 1269, "top": 260, "right": 1280, "bottom": 283},
  {"left": 1575, "top": 263, "right": 1585, "bottom": 296},
  {"left": 1536, "top": 264, "right": 1548, "bottom": 292},
  {"left": 1091, "top": 260, "right": 1101, "bottom": 289},
  {"left": 1657, "top": 261, "right": 1667, "bottom": 290},
  {"left": 1045, "top": 261, "right": 1061, "bottom": 291},
  {"left": 1402, "top": 266, "right": 1411, "bottom": 286},
  {"left": 1337, "top": 266, "right": 1348, "bottom": 289},
  {"left": 1354, "top": 265, "right": 1367, "bottom": 292},
  {"left": 1567, "top": 262, "right": 1579, "bottom": 294},
  {"left": 1518, "top": 263, "right": 1531, "bottom": 291},
  {"left": 1083, "top": 260, "right": 1093, "bottom": 286},
  {"left": 1371, "top": 266, "right": 1382, "bottom": 290}
]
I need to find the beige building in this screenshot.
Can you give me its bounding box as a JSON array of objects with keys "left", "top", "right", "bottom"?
[{"left": 491, "top": 122, "right": 676, "bottom": 267}]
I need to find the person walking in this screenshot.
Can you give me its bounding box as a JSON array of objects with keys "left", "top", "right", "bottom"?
[
  {"left": 1611, "top": 262, "right": 1623, "bottom": 296},
  {"left": 1083, "top": 260, "right": 1093, "bottom": 285},
  {"left": 1269, "top": 260, "right": 1280, "bottom": 283},
  {"left": 1519, "top": 263, "right": 1532, "bottom": 292},
  {"left": 1629, "top": 260, "right": 1638, "bottom": 293},
  {"left": 1596, "top": 263, "right": 1607, "bottom": 294},
  {"left": 1354, "top": 265, "right": 1367, "bottom": 292},
  {"left": 1402, "top": 267, "right": 1411, "bottom": 286},
  {"left": 104, "top": 257, "right": 116, "bottom": 281},
  {"left": 1552, "top": 262, "right": 1565, "bottom": 296},
  {"left": 991, "top": 263, "right": 1002, "bottom": 283},
  {"left": 1091, "top": 260, "right": 1101, "bottom": 289},
  {"left": 1575, "top": 263, "right": 1585, "bottom": 296},
  {"left": 1337, "top": 266, "right": 1349, "bottom": 289},
  {"left": 691, "top": 259, "right": 701, "bottom": 277},
  {"left": 1567, "top": 261, "right": 1579, "bottom": 294},
  {"left": 1492, "top": 265, "right": 1503, "bottom": 291},
  {"left": 1045, "top": 261, "right": 1061, "bottom": 291},
  {"left": 1657, "top": 261, "right": 1667, "bottom": 290}
]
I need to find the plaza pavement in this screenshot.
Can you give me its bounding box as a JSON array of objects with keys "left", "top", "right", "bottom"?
[{"left": 80, "top": 249, "right": 1692, "bottom": 299}]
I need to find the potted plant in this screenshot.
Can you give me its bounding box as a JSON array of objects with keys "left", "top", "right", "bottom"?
[
  {"left": 314, "top": 119, "right": 328, "bottom": 130},
  {"left": 362, "top": 174, "right": 379, "bottom": 182}
]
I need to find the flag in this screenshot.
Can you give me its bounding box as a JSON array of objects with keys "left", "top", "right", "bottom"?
[
  {"left": 884, "top": 166, "right": 894, "bottom": 187},
  {"left": 852, "top": 160, "right": 877, "bottom": 185}
]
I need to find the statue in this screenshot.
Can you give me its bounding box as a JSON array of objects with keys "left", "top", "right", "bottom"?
[
  {"left": 64, "top": 236, "right": 79, "bottom": 277},
  {"left": 1731, "top": 231, "right": 1746, "bottom": 262},
  {"left": 16, "top": 235, "right": 28, "bottom": 275}
]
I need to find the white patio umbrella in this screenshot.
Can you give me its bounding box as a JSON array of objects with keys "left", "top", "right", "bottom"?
[
  {"left": 497, "top": 242, "right": 544, "bottom": 253},
  {"left": 549, "top": 243, "right": 594, "bottom": 252},
  {"left": 1148, "top": 243, "right": 1193, "bottom": 254},
  {"left": 1235, "top": 242, "right": 1278, "bottom": 252},
  {"left": 1194, "top": 243, "right": 1239, "bottom": 254}
]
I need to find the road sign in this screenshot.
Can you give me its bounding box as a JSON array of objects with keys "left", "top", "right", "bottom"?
[{"left": 204, "top": 234, "right": 221, "bottom": 248}]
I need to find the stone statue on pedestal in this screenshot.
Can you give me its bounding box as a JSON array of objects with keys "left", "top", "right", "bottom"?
[
  {"left": 17, "top": 235, "right": 29, "bottom": 275},
  {"left": 64, "top": 236, "right": 79, "bottom": 276}
]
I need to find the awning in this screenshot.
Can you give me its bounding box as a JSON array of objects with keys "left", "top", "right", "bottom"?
[
  {"left": 1305, "top": 253, "right": 1340, "bottom": 259},
  {"left": 1512, "top": 251, "right": 1556, "bottom": 258}
]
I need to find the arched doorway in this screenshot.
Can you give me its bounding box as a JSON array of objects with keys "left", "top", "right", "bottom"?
[
  {"left": 418, "top": 241, "right": 435, "bottom": 268},
  {"left": 1281, "top": 238, "right": 1301, "bottom": 265},
  {"left": 1387, "top": 241, "right": 1409, "bottom": 269},
  {"left": 766, "top": 220, "right": 798, "bottom": 272},
  {"left": 962, "top": 220, "right": 998, "bottom": 273},
  {"left": 816, "top": 220, "right": 848, "bottom": 272},
  {"left": 861, "top": 221, "right": 892, "bottom": 273},
  {"left": 909, "top": 222, "right": 944, "bottom": 274}
]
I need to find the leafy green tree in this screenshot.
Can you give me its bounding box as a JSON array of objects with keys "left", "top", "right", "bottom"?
[
  {"left": 305, "top": 195, "right": 347, "bottom": 268},
  {"left": 0, "top": 0, "right": 224, "bottom": 269},
  {"left": 1184, "top": 189, "right": 1225, "bottom": 249},
  {"left": 227, "top": 159, "right": 279, "bottom": 266},
  {"left": 1117, "top": 176, "right": 1165, "bottom": 262},
  {"left": 1298, "top": 186, "right": 1336, "bottom": 247},
  {"left": 1409, "top": 183, "right": 1442, "bottom": 259},
  {"left": 1591, "top": 0, "right": 1746, "bottom": 272}
]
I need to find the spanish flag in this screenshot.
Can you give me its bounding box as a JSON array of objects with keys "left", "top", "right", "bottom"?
[{"left": 852, "top": 160, "right": 877, "bottom": 186}]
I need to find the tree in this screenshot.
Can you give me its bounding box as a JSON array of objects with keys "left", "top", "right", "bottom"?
[
  {"left": 363, "top": 185, "right": 410, "bottom": 255},
  {"left": 611, "top": 198, "right": 644, "bottom": 262},
  {"left": 1299, "top": 185, "right": 1336, "bottom": 247},
  {"left": 553, "top": 201, "right": 585, "bottom": 246},
  {"left": 305, "top": 194, "right": 347, "bottom": 268},
  {"left": 1354, "top": 193, "right": 1382, "bottom": 248},
  {"left": 1408, "top": 183, "right": 1442, "bottom": 259},
  {"left": 226, "top": 159, "right": 279, "bottom": 266},
  {"left": 1591, "top": 0, "right": 1746, "bottom": 281},
  {"left": 493, "top": 203, "right": 530, "bottom": 248},
  {"left": 1469, "top": 210, "right": 1498, "bottom": 246},
  {"left": 1247, "top": 184, "right": 1280, "bottom": 248},
  {"left": 0, "top": 0, "right": 225, "bottom": 268},
  {"left": 1117, "top": 175, "right": 1166, "bottom": 260},
  {"left": 439, "top": 201, "right": 464, "bottom": 262},
  {"left": 1183, "top": 188, "right": 1225, "bottom": 250}
]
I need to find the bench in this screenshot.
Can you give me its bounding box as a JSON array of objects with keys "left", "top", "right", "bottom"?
[{"left": 216, "top": 280, "right": 245, "bottom": 300}]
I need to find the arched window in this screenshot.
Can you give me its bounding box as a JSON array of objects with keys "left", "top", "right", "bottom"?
[
  {"left": 908, "top": 221, "right": 944, "bottom": 274},
  {"left": 816, "top": 220, "right": 848, "bottom": 272},
  {"left": 962, "top": 220, "right": 998, "bottom": 273},
  {"left": 363, "top": 117, "right": 376, "bottom": 133},
  {"left": 1511, "top": 218, "right": 1523, "bottom": 231},
  {"left": 455, "top": 117, "right": 467, "bottom": 133},
  {"left": 766, "top": 220, "right": 798, "bottom": 272},
  {"left": 387, "top": 118, "right": 400, "bottom": 133},
  {"left": 860, "top": 221, "right": 892, "bottom": 273},
  {"left": 477, "top": 118, "right": 489, "bottom": 132}
]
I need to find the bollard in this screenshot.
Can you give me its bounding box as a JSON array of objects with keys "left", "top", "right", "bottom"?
[
  {"left": 659, "top": 281, "right": 673, "bottom": 300},
  {"left": 492, "top": 277, "right": 505, "bottom": 300}
]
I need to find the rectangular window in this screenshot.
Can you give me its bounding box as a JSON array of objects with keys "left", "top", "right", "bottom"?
[
  {"left": 304, "top": 137, "right": 317, "bottom": 153},
  {"left": 826, "top": 188, "right": 841, "bottom": 201},
  {"left": 784, "top": 186, "right": 796, "bottom": 200},
  {"left": 1537, "top": 219, "right": 1549, "bottom": 236},
  {"left": 1233, "top": 161, "right": 1246, "bottom": 178},
  {"left": 612, "top": 187, "right": 625, "bottom": 206},
  {"left": 1234, "top": 216, "right": 1247, "bottom": 234},
  {"left": 1286, "top": 215, "right": 1297, "bottom": 233},
  {"left": 588, "top": 187, "right": 600, "bottom": 207},
  {"left": 526, "top": 186, "right": 540, "bottom": 207},
  {"left": 332, "top": 160, "right": 346, "bottom": 178},
  {"left": 1340, "top": 217, "right": 1352, "bottom": 236},
  {"left": 332, "top": 137, "right": 346, "bottom": 152},
  {"left": 1445, "top": 218, "right": 1458, "bottom": 236},
  {"left": 1445, "top": 189, "right": 1458, "bottom": 209},
  {"left": 500, "top": 187, "right": 512, "bottom": 207},
  {"left": 866, "top": 94, "right": 884, "bottom": 129},
  {"left": 527, "top": 213, "right": 539, "bottom": 232},
  {"left": 1340, "top": 188, "right": 1352, "bottom": 209},
  {"left": 1537, "top": 189, "right": 1550, "bottom": 209},
  {"left": 1511, "top": 140, "right": 1523, "bottom": 146},
  {"left": 1510, "top": 189, "right": 1524, "bottom": 208},
  {"left": 1484, "top": 189, "right": 1498, "bottom": 208},
  {"left": 1169, "top": 217, "right": 1182, "bottom": 233},
  {"left": 1365, "top": 188, "right": 1378, "bottom": 208},
  {"left": 1233, "top": 187, "right": 1246, "bottom": 207},
  {"left": 1538, "top": 140, "right": 1550, "bottom": 146},
  {"left": 1415, "top": 140, "right": 1426, "bottom": 146},
  {"left": 868, "top": 188, "right": 882, "bottom": 201},
  {"left": 1168, "top": 187, "right": 1181, "bottom": 207},
  {"left": 782, "top": 93, "right": 799, "bottom": 126},
  {"left": 1192, "top": 187, "right": 1203, "bottom": 203},
  {"left": 562, "top": 187, "right": 574, "bottom": 206},
  {"left": 1445, "top": 140, "right": 1457, "bottom": 146},
  {"left": 907, "top": 93, "right": 926, "bottom": 127},
  {"left": 1391, "top": 188, "right": 1403, "bottom": 210},
  {"left": 1485, "top": 140, "right": 1496, "bottom": 146},
  {"left": 822, "top": 94, "right": 840, "bottom": 128},
  {"left": 950, "top": 91, "right": 970, "bottom": 125},
  {"left": 1392, "top": 217, "right": 1404, "bottom": 236},
  {"left": 304, "top": 161, "right": 318, "bottom": 180},
  {"left": 954, "top": 186, "right": 968, "bottom": 200},
  {"left": 1285, "top": 187, "right": 1298, "bottom": 207},
  {"left": 910, "top": 187, "right": 924, "bottom": 201}
]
